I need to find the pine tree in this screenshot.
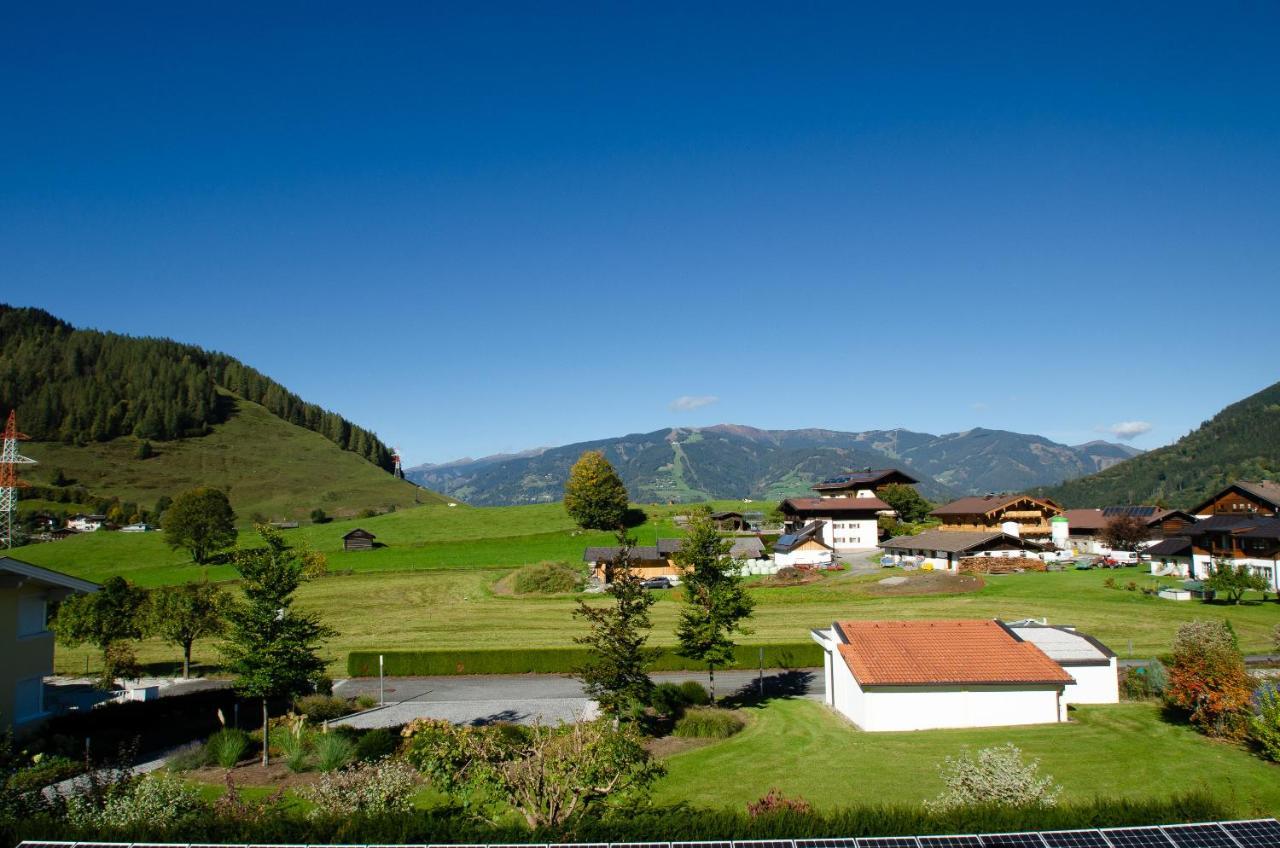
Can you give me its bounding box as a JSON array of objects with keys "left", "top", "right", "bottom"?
[{"left": 564, "top": 450, "right": 630, "bottom": 530}]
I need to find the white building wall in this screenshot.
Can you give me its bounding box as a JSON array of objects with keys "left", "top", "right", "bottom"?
[
  {"left": 1190, "top": 554, "right": 1279, "bottom": 590},
  {"left": 819, "top": 519, "right": 878, "bottom": 551},
  {"left": 859, "top": 685, "right": 1063, "bottom": 731},
  {"left": 1060, "top": 661, "right": 1118, "bottom": 705},
  {"left": 775, "top": 548, "right": 834, "bottom": 568}
]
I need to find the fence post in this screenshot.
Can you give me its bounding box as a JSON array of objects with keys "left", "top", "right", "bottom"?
[{"left": 379, "top": 654, "right": 385, "bottom": 706}]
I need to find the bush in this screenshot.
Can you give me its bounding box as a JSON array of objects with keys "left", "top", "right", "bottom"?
[
  {"left": 355, "top": 694, "right": 378, "bottom": 710},
  {"left": 67, "top": 771, "right": 206, "bottom": 831},
  {"left": 164, "top": 742, "right": 208, "bottom": 773},
  {"left": 925, "top": 744, "right": 1060, "bottom": 812},
  {"left": 673, "top": 708, "right": 745, "bottom": 739},
  {"left": 1165, "top": 620, "right": 1254, "bottom": 739},
  {"left": 350, "top": 643, "right": 821, "bottom": 676},
  {"left": 206, "top": 728, "right": 250, "bottom": 769},
  {"left": 313, "top": 733, "right": 355, "bottom": 772},
  {"left": 354, "top": 728, "right": 398, "bottom": 762},
  {"left": 747, "top": 787, "right": 813, "bottom": 817},
  {"left": 678, "top": 680, "right": 710, "bottom": 706},
  {"left": 1250, "top": 683, "right": 1280, "bottom": 762},
  {"left": 300, "top": 759, "right": 418, "bottom": 820},
  {"left": 650, "top": 682, "right": 688, "bottom": 718},
  {"left": 1121, "top": 660, "right": 1167, "bottom": 701},
  {"left": 294, "top": 694, "right": 351, "bottom": 723},
  {"left": 511, "top": 562, "right": 584, "bottom": 595}
]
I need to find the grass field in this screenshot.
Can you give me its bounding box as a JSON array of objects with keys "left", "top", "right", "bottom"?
[
  {"left": 652, "top": 698, "right": 1280, "bottom": 814},
  {"left": 19, "top": 392, "right": 441, "bottom": 522}
]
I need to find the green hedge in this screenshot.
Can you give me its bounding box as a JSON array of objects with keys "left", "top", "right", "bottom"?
[{"left": 348, "top": 642, "right": 823, "bottom": 677}]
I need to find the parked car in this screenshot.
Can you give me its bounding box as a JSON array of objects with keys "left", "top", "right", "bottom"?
[{"left": 641, "top": 577, "right": 673, "bottom": 589}]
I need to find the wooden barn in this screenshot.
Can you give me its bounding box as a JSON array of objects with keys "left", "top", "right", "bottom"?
[{"left": 342, "top": 528, "right": 376, "bottom": 551}]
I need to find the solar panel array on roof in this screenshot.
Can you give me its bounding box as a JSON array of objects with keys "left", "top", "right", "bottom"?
[
  {"left": 1101, "top": 506, "right": 1158, "bottom": 518},
  {"left": 18, "top": 821, "right": 1280, "bottom": 848}
]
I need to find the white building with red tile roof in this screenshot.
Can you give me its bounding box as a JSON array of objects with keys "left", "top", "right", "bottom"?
[{"left": 810, "top": 619, "right": 1075, "bottom": 731}]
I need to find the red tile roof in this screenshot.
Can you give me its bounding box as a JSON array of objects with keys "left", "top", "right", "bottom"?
[
  {"left": 781, "top": 497, "right": 889, "bottom": 514},
  {"left": 834, "top": 619, "right": 1073, "bottom": 687}
]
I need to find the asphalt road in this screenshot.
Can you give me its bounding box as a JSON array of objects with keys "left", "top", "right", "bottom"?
[{"left": 332, "top": 668, "right": 821, "bottom": 728}]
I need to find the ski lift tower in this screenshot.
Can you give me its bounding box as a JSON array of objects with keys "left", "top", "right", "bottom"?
[{"left": 0, "top": 410, "right": 37, "bottom": 548}]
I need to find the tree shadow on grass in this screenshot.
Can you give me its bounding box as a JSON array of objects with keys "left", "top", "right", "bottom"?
[{"left": 717, "top": 669, "right": 816, "bottom": 709}]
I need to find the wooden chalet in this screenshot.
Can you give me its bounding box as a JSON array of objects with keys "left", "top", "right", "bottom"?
[
  {"left": 342, "top": 528, "right": 377, "bottom": 551},
  {"left": 1179, "top": 514, "right": 1280, "bottom": 591},
  {"left": 811, "top": 468, "right": 919, "bottom": 499},
  {"left": 931, "top": 494, "right": 1062, "bottom": 538},
  {"left": 1062, "top": 506, "right": 1196, "bottom": 542},
  {"left": 710, "top": 511, "right": 750, "bottom": 531},
  {"left": 1189, "top": 480, "right": 1280, "bottom": 518}
]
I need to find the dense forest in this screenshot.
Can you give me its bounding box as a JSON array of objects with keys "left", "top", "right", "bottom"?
[
  {"left": 0, "top": 305, "right": 394, "bottom": 471},
  {"left": 1040, "top": 378, "right": 1280, "bottom": 508}
]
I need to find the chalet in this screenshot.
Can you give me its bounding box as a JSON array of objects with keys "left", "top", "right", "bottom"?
[
  {"left": 779, "top": 496, "right": 887, "bottom": 552},
  {"left": 1189, "top": 480, "right": 1280, "bottom": 518},
  {"left": 66, "top": 514, "right": 107, "bottom": 533},
  {"left": 583, "top": 536, "right": 767, "bottom": 583},
  {"left": 879, "top": 529, "right": 1048, "bottom": 572},
  {"left": 1180, "top": 515, "right": 1280, "bottom": 592},
  {"left": 342, "top": 528, "right": 377, "bottom": 551},
  {"left": 773, "top": 522, "right": 835, "bottom": 568},
  {"left": 1059, "top": 506, "right": 1196, "bottom": 554},
  {"left": 709, "top": 511, "right": 751, "bottom": 532},
  {"left": 1, "top": 557, "right": 99, "bottom": 729},
  {"left": 931, "top": 494, "right": 1062, "bottom": 539},
  {"left": 811, "top": 468, "right": 919, "bottom": 499},
  {"left": 810, "top": 619, "right": 1073, "bottom": 731}
]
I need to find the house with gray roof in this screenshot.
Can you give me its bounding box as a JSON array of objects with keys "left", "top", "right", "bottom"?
[{"left": 879, "top": 529, "right": 1049, "bottom": 572}]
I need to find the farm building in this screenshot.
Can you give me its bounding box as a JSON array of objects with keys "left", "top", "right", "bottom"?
[
  {"left": 1059, "top": 506, "right": 1195, "bottom": 554},
  {"left": 1, "top": 557, "right": 99, "bottom": 730},
  {"left": 779, "top": 497, "right": 886, "bottom": 552},
  {"left": 879, "top": 529, "right": 1047, "bottom": 571},
  {"left": 710, "top": 511, "right": 751, "bottom": 531},
  {"left": 811, "top": 468, "right": 919, "bottom": 499},
  {"left": 931, "top": 494, "right": 1062, "bottom": 539},
  {"left": 583, "top": 536, "right": 767, "bottom": 583},
  {"left": 773, "top": 522, "right": 835, "bottom": 568},
  {"left": 342, "top": 528, "right": 377, "bottom": 551},
  {"left": 810, "top": 619, "right": 1073, "bottom": 731},
  {"left": 1004, "top": 620, "right": 1119, "bottom": 705}
]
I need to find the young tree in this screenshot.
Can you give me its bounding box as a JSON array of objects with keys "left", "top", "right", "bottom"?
[
  {"left": 1164, "top": 619, "right": 1254, "bottom": 739},
  {"left": 163, "top": 486, "right": 237, "bottom": 563},
  {"left": 220, "top": 525, "right": 336, "bottom": 765},
  {"left": 563, "top": 450, "right": 629, "bottom": 530},
  {"left": 1099, "top": 514, "right": 1150, "bottom": 556},
  {"left": 573, "top": 533, "right": 656, "bottom": 721},
  {"left": 876, "top": 483, "right": 933, "bottom": 523},
  {"left": 673, "top": 509, "right": 755, "bottom": 702},
  {"left": 51, "top": 576, "right": 147, "bottom": 688},
  {"left": 1205, "top": 560, "right": 1269, "bottom": 604},
  {"left": 147, "top": 581, "right": 230, "bottom": 678}
]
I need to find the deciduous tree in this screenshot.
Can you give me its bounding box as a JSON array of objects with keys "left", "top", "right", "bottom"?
[
  {"left": 1164, "top": 619, "right": 1254, "bottom": 739},
  {"left": 147, "top": 581, "right": 230, "bottom": 678},
  {"left": 220, "top": 525, "right": 335, "bottom": 765},
  {"left": 876, "top": 483, "right": 933, "bottom": 523},
  {"left": 563, "top": 450, "right": 629, "bottom": 530},
  {"left": 573, "top": 533, "right": 656, "bottom": 721},
  {"left": 1205, "top": 560, "right": 1269, "bottom": 604},
  {"left": 1099, "top": 514, "right": 1150, "bottom": 556},
  {"left": 673, "top": 508, "right": 754, "bottom": 702},
  {"left": 51, "top": 576, "right": 147, "bottom": 688},
  {"left": 163, "top": 487, "right": 237, "bottom": 564}
]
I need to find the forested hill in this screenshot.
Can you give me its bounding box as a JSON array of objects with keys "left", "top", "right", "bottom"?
[
  {"left": 1040, "top": 379, "right": 1280, "bottom": 509},
  {"left": 0, "top": 305, "right": 394, "bottom": 471}
]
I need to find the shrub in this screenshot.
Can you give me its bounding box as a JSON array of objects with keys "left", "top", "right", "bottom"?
[
  {"left": 1103, "top": 576, "right": 1117, "bottom": 589},
  {"left": 678, "top": 680, "right": 710, "bottom": 706},
  {"left": 313, "top": 733, "right": 355, "bottom": 772},
  {"left": 1165, "top": 619, "right": 1254, "bottom": 739},
  {"left": 511, "top": 562, "right": 584, "bottom": 595},
  {"left": 673, "top": 707, "right": 744, "bottom": 739},
  {"left": 206, "top": 728, "right": 250, "bottom": 769},
  {"left": 301, "top": 759, "right": 418, "bottom": 820},
  {"left": 925, "top": 744, "right": 1060, "bottom": 812},
  {"left": 294, "top": 694, "right": 351, "bottom": 723},
  {"left": 67, "top": 771, "right": 206, "bottom": 830},
  {"left": 1250, "top": 683, "right": 1280, "bottom": 762},
  {"left": 1121, "top": 660, "right": 1167, "bottom": 701},
  {"left": 650, "top": 682, "right": 688, "bottom": 718},
  {"left": 747, "top": 787, "right": 813, "bottom": 818},
  {"left": 354, "top": 728, "right": 398, "bottom": 762},
  {"left": 165, "top": 742, "right": 208, "bottom": 772},
  {"left": 310, "top": 508, "right": 332, "bottom": 524},
  {"left": 355, "top": 694, "right": 378, "bottom": 710}
]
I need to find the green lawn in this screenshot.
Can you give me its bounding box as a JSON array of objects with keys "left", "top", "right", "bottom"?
[{"left": 652, "top": 698, "right": 1280, "bottom": 814}]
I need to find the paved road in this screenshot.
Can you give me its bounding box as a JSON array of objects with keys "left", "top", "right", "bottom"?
[{"left": 333, "top": 668, "right": 821, "bottom": 728}]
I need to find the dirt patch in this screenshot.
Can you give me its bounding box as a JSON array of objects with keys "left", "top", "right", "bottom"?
[
  {"left": 863, "top": 571, "right": 984, "bottom": 597},
  {"left": 181, "top": 761, "right": 325, "bottom": 790},
  {"left": 645, "top": 735, "right": 720, "bottom": 758}
]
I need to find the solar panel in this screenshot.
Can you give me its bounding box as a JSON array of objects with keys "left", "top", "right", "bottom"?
[
  {"left": 734, "top": 841, "right": 798, "bottom": 848},
  {"left": 795, "top": 840, "right": 859, "bottom": 848},
  {"left": 858, "top": 839, "right": 921, "bottom": 848},
  {"left": 980, "top": 835, "right": 1048, "bottom": 848},
  {"left": 918, "top": 838, "right": 982, "bottom": 848},
  {"left": 1100, "top": 828, "right": 1176, "bottom": 848},
  {"left": 1040, "top": 831, "right": 1112, "bottom": 848},
  {"left": 612, "top": 843, "right": 671, "bottom": 848},
  {"left": 1219, "top": 820, "right": 1280, "bottom": 848},
  {"left": 672, "top": 842, "right": 733, "bottom": 848},
  {"left": 1160, "top": 826, "right": 1239, "bottom": 848}
]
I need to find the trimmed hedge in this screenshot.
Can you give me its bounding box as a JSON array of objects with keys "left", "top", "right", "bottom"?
[{"left": 348, "top": 643, "right": 822, "bottom": 677}]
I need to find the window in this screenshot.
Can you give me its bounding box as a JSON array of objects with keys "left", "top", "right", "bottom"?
[
  {"left": 17, "top": 594, "right": 48, "bottom": 638},
  {"left": 13, "top": 677, "right": 44, "bottom": 723}
]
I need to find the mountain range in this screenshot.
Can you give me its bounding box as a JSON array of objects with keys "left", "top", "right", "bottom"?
[{"left": 407, "top": 425, "right": 1142, "bottom": 506}]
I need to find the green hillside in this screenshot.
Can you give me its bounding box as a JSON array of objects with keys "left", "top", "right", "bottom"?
[
  {"left": 18, "top": 391, "right": 443, "bottom": 523},
  {"left": 1042, "top": 379, "right": 1280, "bottom": 508}
]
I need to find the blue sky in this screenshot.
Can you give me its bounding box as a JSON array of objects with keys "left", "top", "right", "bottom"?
[{"left": 3, "top": 3, "right": 1279, "bottom": 465}]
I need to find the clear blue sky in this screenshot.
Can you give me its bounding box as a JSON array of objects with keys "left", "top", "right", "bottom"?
[{"left": 4, "top": 3, "right": 1278, "bottom": 465}]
